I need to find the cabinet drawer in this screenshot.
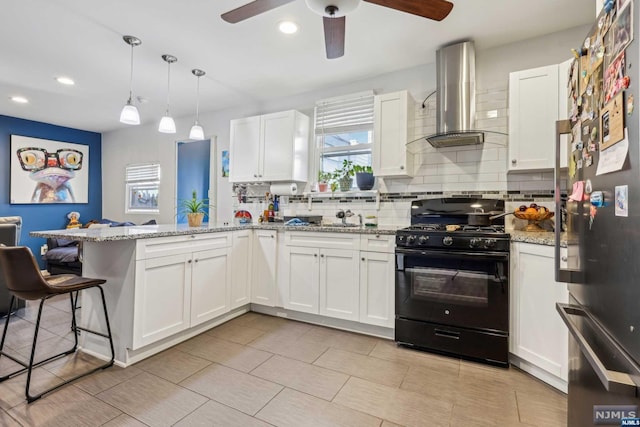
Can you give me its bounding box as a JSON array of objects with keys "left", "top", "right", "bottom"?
[
  {"left": 285, "top": 232, "right": 360, "bottom": 250},
  {"left": 136, "top": 232, "right": 231, "bottom": 260},
  {"left": 360, "top": 234, "right": 395, "bottom": 253}
]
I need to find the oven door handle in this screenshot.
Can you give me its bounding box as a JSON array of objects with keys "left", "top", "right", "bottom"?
[{"left": 395, "top": 247, "right": 509, "bottom": 261}]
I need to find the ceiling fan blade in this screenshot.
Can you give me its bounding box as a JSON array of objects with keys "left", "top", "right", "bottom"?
[
  {"left": 221, "top": 0, "right": 296, "bottom": 23},
  {"left": 323, "top": 16, "right": 346, "bottom": 59},
  {"left": 363, "top": 0, "right": 453, "bottom": 21}
]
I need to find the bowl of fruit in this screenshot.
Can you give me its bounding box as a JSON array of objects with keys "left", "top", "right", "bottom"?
[{"left": 514, "top": 204, "right": 554, "bottom": 231}]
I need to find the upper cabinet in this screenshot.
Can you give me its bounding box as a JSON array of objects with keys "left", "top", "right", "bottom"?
[
  {"left": 373, "top": 90, "right": 415, "bottom": 177},
  {"left": 508, "top": 61, "right": 571, "bottom": 171},
  {"left": 229, "top": 110, "right": 309, "bottom": 183}
]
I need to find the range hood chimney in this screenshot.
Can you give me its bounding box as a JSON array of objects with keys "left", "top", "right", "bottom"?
[{"left": 426, "top": 41, "right": 484, "bottom": 148}]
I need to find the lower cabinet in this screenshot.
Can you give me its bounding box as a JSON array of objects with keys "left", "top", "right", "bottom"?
[
  {"left": 132, "top": 233, "right": 232, "bottom": 350},
  {"left": 359, "top": 251, "right": 395, "bottom": 328},
  {"left": 252, "top": 229, "right": 277, "bottom": 306},
  {"left": 282, "top": 246, "right": 319, "bottom": 313},
  {"left": 230, "top": 230, "right": 252, "bottom": 309},
  {"left": 319, "top": 248, "right": 360, "bottom": 321},
  {"left": 510, "top": 242, "right": 569, "bottom": 390}
]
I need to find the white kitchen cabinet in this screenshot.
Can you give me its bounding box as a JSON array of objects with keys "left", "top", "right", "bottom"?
[
  {"left": 319, "top": 248, "right": 360, "bottom": 321},
  {"left": 557, "top": 58, "right": 572, "bottom": 169},
  {"left": 190, "top": 248, "right": 230, "bottom": 326},
  {"left": 282, "top": 246, "right": 320, "bottom": 313},
  {"left": 508, "top": 64, "right": 560, "bottom": 171},
  {"left": 132, "top": 233, "right": 233, "bottom": 350},
  {"left": 510, "top": 242, "right": 569, "bottom": 391},
  {"left": 373, "top": 90, "right": 415, "bottom": 177},
  {"left": 230, "top": 230, "right": 252, "bottom": 309},
  {"left": 359, "top": 233, "right": 395, "bottom": 328},
  {"left": 281, "top": 232, "right": 360, "bottom": 320},
  {"left": 229, "top": 110, "right": 309, "bottom": 183},
  {"left": 252, "top": 229, "right": 278, "bottom": 306}
]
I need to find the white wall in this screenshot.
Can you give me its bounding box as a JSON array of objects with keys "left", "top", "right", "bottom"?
[{"left": 102, "top": 24, "right": 590, "bottom": 224}]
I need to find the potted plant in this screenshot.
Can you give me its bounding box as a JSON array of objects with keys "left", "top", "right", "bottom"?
[
  {"left": 334, "top": 159, "right": 355, "bottom": 192},
  {"left": 317, "top": 171, "right": 333, "bottom": 192},
  {"left": 353, "top": 165, "right": 375, "bottom": 190},
  {"left": 179, "top": 190, "right": 209, "bottom": 227}
]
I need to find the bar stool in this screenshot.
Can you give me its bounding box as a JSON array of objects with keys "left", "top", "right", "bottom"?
[{"left": 0, "top": 246, "right": 114, "bottom": 402}]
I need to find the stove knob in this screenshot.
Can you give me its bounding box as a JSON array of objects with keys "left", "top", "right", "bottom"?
[
  {"left": 418, "top": 235, "right": 429, "bottom": 245},
  {"left": 397, "top": 235, "right": 405, "bottom": 243},
  {"left": 406, "top": 235, "right": 416, "bottom": 244},
  {"left": 470, "top": 238, "right": 481, "bottom": 248},
  {"left": 443, "top": 236, "right": 453, "bottom": 246},
  {"left": 485, "top": 238, "right": 497, "bottom": 248}
]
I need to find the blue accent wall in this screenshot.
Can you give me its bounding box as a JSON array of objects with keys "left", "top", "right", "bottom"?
[
  {"left": 0, "top": 115, "right": 102, "bottom": 268},
  {"left": 177, "top": 140, "right": 210, "bottom": 224}
]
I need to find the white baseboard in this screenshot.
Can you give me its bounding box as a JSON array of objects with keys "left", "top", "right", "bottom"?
[{"left": 509, "top": 353, "right": 568, "bottom": 393}]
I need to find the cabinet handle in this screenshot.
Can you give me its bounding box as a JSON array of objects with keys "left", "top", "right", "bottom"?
[
  {"left": 361, "top": 257, "right": 365, "bottom": 261},
  {"left": 511, "top": 159, "right": 517, "bottom": 164},
  {"left": 270, "top": 235, "right": 274, "bottom": 238},
  {"left": 190, "top": 235, "right": 196, "bottom": 239},
  {"left": 314, "top": 253, "right": 318, "bottom": 257},
  {"left": 320, "top": 254, "right": 324, "bottom": 258},
  {"left": 188, "top": 259, "right": 192, "bottom": 264},
  {"left": 194, "top": 259, "right": 199, "bottom": 263},
  {"left": 561, "top": 256, "right": 568, "bottom": 262},
  {"left": 254, "top": 174, "right": 258, "bottom": 178},
  {"left": 400, "top": 165, "right": 405, "bottom": 170},
  {"left": 375, "top": 234, "right": 380, "bottom": 238}
]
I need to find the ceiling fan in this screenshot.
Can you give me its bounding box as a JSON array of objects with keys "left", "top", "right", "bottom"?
[{"left": 221, "top": 0, "right": 453, "bottom": 59}]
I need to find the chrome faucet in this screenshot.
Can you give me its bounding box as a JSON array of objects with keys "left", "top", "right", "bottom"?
[{"left": 336, "top": 209, "right": 355, "bottom": 225}]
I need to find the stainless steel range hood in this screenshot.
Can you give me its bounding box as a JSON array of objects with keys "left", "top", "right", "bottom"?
[{"left": 425, "top": 41, "right": 484, "bottom": 148}]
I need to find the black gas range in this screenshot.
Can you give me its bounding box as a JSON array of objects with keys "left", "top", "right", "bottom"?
[{"left": 395, "top": 198, "right": 511, "bottom": 367}]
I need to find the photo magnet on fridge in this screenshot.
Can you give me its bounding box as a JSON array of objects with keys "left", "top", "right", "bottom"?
[
  {"left": 615, "top": 185, "right": 628, "bottom": 217},
  {"left": 600, "top": 91, "right": 625, "bottom": 149}
]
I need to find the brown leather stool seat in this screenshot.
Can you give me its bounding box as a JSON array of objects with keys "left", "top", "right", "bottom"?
[{"left": 0, "top": 246, "right": 114, "bottom": 402}]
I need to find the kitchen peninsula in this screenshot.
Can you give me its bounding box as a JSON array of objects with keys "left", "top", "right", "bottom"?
[{"left": 30, "top": 223, "right": 398, "bottom": 366}]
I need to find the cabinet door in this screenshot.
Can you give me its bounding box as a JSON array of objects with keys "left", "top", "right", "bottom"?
[
  {"left": 133, "top": 253, "right": 191, "bottom": 349},
  {"left": 373, "top": 91, "right": 414, "bottom": 177},
  {"left": 283, "top": 246, "right": 319, "bottom": 314},
  {"left": 558, "top": 58, "right": 573, "bottom": 169},
  {"left": 508, "top": 65, "right": 559, "bottom": 171},
  {"left": 230, "top": 230, "right": 252, "bottom": 309},
  {"left": 359, "top": 251, "right": 395, "bottom": 328},
  {"left": 230, "top": 116, "right": 261, "bottom": 182},
  {"left": 252, "top": 230, "right": 277, "bottom": 306},
  {"left": 191, "top": 248, "right": 230, "bottom": 326},
  {"left": 261, "top": 111, "right": 295, "bottom": 181},
  {"left": 512, "top": 243, "right": 569, "bottom": 381},
  {"left": 319, "top": 248, "right": 360, "bottom": 321}
]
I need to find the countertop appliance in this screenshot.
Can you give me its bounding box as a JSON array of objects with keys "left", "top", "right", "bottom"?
[
  {"left": 555, "top": 4, "right": 640, "bottom": 426},
  {"left": 395, "top": 197, "right": 510, "bottom": 366}
]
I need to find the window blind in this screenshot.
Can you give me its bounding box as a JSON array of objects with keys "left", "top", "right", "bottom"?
[
  {"left": 315, "top": 90, "right": 375, "bottom": 134},
  {"left": 125, "top": 163, "right": 161, "bottom": 183}
]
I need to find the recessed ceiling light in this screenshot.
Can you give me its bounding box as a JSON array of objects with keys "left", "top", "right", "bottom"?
[
  {"left": 56, "top": 76, "right": 75, "bottom": 86},
  {"left": 279, "top": 21, "right": 298, "bottom": 34},
  {"left": 10, "top": 96, "right": 28, "bottom": 104}
]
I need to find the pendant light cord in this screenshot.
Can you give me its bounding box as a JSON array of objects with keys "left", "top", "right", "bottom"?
[
  {"left": 165, "top": 61, "right": 171, "bottom": 115},
  {"left": 128, "top": 44, "right": 134, "bottom": 103},
  {"left": 195, "top": 76, "right": 200, "bottom": 122}
]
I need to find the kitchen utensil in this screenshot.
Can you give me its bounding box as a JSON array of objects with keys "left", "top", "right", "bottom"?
[{"left": 467, "top": 211, "right": 513, "bottom": 226}]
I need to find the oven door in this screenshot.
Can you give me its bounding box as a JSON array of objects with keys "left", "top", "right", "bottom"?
[{"left": 396, "top": 247, "right": 509, "bottom": 333}]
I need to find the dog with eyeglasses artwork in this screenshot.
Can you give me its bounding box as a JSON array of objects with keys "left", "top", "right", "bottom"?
[{"left": 11, "top": 136, "right": 88, "bottom": 204}]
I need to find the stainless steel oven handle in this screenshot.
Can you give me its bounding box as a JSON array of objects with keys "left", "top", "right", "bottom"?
[
  {"left": 556, "top": 303, "right": 638, "bottom": 395},
  {"left": 395, "top": 247, "right": 508, "bottom": 261}
]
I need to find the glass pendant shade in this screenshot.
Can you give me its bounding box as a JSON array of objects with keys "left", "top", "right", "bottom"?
[
  {"left": 189, "top": 69, "right": 207, "bottom": 141},
  {"left": 159, "top": 54, "right": 177, "bottom": 134},
  {"left": 120, "top": 36, "right": 142, "bottom": 125},
  {"left": 159, "top": 115, "right": 176, "bottom": 133},
  {"left": 120, "top": 101, "right": 140, "bottom": 125},
  {"left": 189, "top": 123, "right": 204, "bottom": 140}
]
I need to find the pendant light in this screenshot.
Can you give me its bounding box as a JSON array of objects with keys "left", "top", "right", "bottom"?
[
  {"left": 158, "top": 54, "right": 177, "bottom": 133},
  {"left": 119, "top": 35, "right": 142, "bottom": 125},
  {"left": 189, "top": 69, "right": 206, "bottom": 140}
]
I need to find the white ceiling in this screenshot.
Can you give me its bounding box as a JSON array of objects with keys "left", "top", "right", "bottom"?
[{"left": 0, "top": 0, "right": 593, "bottom": 133}]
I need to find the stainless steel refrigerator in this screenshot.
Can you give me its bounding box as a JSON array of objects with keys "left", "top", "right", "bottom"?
[{"left": 555, "top": 2, "right": 640, "bottom": 426}]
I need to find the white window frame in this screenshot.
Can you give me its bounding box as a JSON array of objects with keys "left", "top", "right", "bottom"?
[
  {"left": 125, "top": 162, "right": 161, "bottom": 214},
  {"left": 314, "top": 91, "right": 375, "bottom": 183}
]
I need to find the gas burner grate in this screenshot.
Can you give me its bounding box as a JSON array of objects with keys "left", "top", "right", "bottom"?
[
  {"left": 461, "top": 225, "right": 505, "bottom": 233},
  {"left": 407, "top": 224, "right": 446, "bottom": 231}
]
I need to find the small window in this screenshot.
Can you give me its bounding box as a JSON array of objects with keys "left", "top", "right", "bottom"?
[
  {"left": 125, "top": 163, "right": 160, "bottom": 214},
  {"left": 315, "top": 91, "right": 374, "bottom": 188}
]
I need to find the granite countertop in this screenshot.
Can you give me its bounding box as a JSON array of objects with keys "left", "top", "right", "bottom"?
[
  {"left": 30, "top": 223, "right": 400, "bottom": 242},
  {"left": 509, "top": 230, "right": 568, "bottom": 247}
]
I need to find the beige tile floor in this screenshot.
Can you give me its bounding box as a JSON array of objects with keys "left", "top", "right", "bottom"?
[{"left": 0, "top": 295, "right": 567, "bottom": 426}]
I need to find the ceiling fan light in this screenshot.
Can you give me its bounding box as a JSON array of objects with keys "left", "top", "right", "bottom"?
[
  {"left": 305, "top": 0, "right": 359, "bottom": 17},
  {"left": 159, "top": 115, "right": 176, "bottom": 133},
  {"left": 189, "top": 123, "right": 205, "bottom": 140},
  {"left": 279, "top": 21, "right": 299, "bottom": 34},
  {"left": 120, "top": 102, "right": 140, "bottom": 125}
]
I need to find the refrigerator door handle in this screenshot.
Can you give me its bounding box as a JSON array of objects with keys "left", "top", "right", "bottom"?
[
  {"left": 555, "top": 119, "right": 583, "bottom": 283},
  {"left": 557, "top": 303, "right": 639, "bottom": 395}
]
